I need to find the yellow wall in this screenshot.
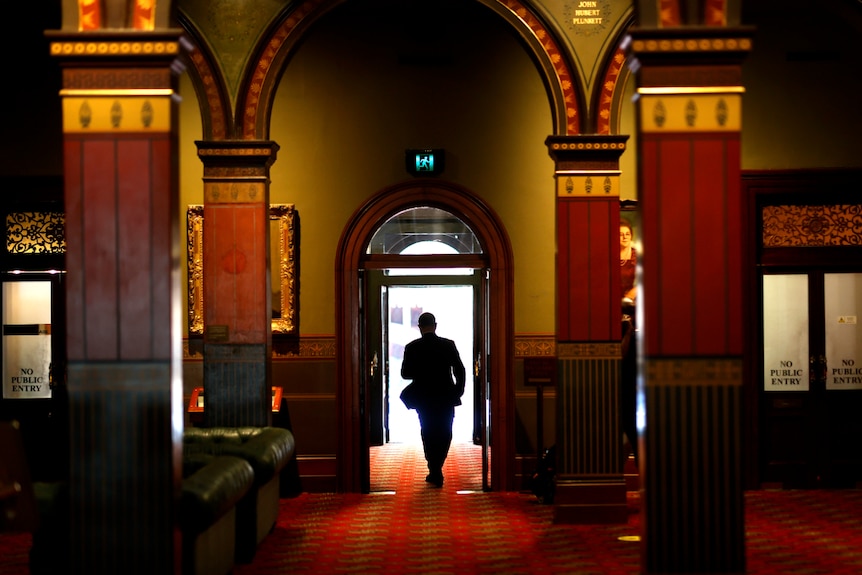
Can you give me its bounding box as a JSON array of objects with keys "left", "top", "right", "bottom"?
[{"left": 180, "top": 5, "right": 567, "bottom": 336}]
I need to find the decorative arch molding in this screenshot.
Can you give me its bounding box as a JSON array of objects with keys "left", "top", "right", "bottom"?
[
  {"left": 595, "top": 47, "right": 629, "bottom": 135},
  {"left": 237, "top": 0, "right": 582, "bottom": 140},
  {"left": 335, "top": 179, "right": 516, "bottom": 493},
  {"left": 177, "top": 14, "right": 232, "bottom": 140},
  {"left": 593, "top": 10, "right": 637, "bottom": 135}
]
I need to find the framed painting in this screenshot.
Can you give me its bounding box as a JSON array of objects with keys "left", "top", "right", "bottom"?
[{"left": 187, "top": 204, "right": 298, "bottom": 336}]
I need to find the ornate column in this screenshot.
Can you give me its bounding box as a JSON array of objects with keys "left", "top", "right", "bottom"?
[
  {"left": 196, "top": 140, "right": 278, "bottom": 426},
  {"left": 48, "top": 26, "right": 186, "bottom": 573},
  {"left": 546, "top": 134, "right": 629, "bottom": 524},
  {"left": 628, "top": 23, "right": 752, "bottom": 572}
]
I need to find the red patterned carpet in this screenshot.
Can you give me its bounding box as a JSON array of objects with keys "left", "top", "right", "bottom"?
[
  {"left": 2, "top": 442, "right": 862, "bottom": 574},
  {"left": 233, "top": 441, "right": 642, "bottom": 574}
]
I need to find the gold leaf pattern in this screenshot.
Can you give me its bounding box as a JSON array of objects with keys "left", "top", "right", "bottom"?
[
  {"left": 6, "top": 212, "right": 66, "bottom": 254},
  {"left": 762, "top": 205, "right": 862, "bottom": 247}
]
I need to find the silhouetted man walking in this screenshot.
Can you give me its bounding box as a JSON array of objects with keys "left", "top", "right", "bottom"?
[{"left": 400, "top": 312, "right": 466, "bottom": 487}]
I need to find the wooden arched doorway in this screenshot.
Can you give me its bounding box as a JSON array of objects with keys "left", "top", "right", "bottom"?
[{"left": 335, "top": 179, "right": 515, "bottom": 492}]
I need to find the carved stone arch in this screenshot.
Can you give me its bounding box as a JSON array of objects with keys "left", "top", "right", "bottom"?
[
  {"left": 238, "top": 0, "right": 583, "bottom": 140},
  {"left": 335, "top": 180, "right": 516, "bottom": 492}
]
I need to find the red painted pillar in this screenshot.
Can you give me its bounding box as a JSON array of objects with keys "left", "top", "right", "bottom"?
[
  {"left": 629, "top": 25, "right": 752, "bottom": 573},
  {"left": 547, "top": 135, "right": 630, "bottom": 524},
  {"left": 196, "top": 141, "right": 278, "bottom": 427},
  {"left": 49, "top": 30, "right": 186, "bottom": 572}
]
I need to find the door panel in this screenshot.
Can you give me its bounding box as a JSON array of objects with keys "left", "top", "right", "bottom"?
[
  {"left": 369, "top": 274, "right": 480, "bottom": 445},
  {"left": 824, "top": 273, "right": 862, "bottom": 391},
  {"left": 478, "top": 268, "right": 491, "bottom": 491},
  {"left": 365, "top": 271, "right": 386, "bottom": 447}
]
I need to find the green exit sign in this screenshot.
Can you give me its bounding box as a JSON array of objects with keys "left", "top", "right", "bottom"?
[{"left": 406, "top": 149, "right": 445, "bottom": 177}]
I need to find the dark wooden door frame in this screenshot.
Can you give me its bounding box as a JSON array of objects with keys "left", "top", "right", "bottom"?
[
  {"left": 335, "top": 179, "right": 515, "bottom": 492},
  {"left": 743, "top": 169, "right": 862, "bottom": 489}
]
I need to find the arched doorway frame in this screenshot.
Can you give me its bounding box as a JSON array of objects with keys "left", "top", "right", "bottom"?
[{"left": 336, "top": 179, "right": 515, "bottom": 492}]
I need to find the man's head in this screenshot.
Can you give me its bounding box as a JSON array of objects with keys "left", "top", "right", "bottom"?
[{"left": 417, "top": 312, "right": 436, "bottom": 334}]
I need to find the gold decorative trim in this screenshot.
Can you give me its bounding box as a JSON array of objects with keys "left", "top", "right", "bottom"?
[
  {"left": 197, "top": 147, "right": 275, "bottom": 157},
  {"left": 548, "top": 141, "right": 626, "bottom": 152},
  {"left": 271, "top": 205, "right": 298, "bottom": 335},
  {"left": 514, "top": 335, "right": 555, "bottom": 357},
  {"left": 6, "top": 212, "right": 66, "bottom": 254},
  {"left": 639, "top": 94, "right": 741, "bottom": 132},
  {"left": 557, "top": 174, "right": 620, "bottom": 197},
  {"left": 188, "top": 47, "right": 227, "bottom": 139},
  {"left": 186, "top": 204, "right": 298, "bottom": 336},
  {"left": 762, "top": 204, "right": 862, "bottom": 247},
  {"left": 646, "top": 357, "right": 742, "bottom": 387},
  {"left": 60, "top": 89, "right": 174, "bottom": 97},
  {"left": 186, "top": 206, "right": 204, "bottom": 335},
  {"left": 630, "top": 37, "right": 752, "bottom": 53},
  {"left": 62, "top": 96, "right": 171, "bottom": 132},
  {"left": 597, "top": 48, "right": 626, "bottom": 135},
  {"left": 557, "top": 342, "right": 620, "bottom": 359},
  {"left": 50, "top": 41, "right": 179, "bottom": 57},
  {"left": 184, "top": 336, "right": 336, "bottom": 360},
  {"left": 203, "top": 182, "right": 266, "bottom": 204},
  {"left": 273, "top": 337, "right": 336, "bottom": 359},
  {"left": 638, "top": 87, "right": 745, "bottom": 95}
]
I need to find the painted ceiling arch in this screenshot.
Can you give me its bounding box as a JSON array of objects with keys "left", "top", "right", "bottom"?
[{"left": 176, "top": 0, "right": 639, "bottom": 141}]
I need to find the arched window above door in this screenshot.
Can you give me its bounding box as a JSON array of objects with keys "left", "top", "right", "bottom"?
[{"left": 366, "top": 207, "right": 483, "bottom": 255}]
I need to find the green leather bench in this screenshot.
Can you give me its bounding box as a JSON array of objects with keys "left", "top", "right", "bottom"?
[
  {"left": 181, "top": 454, "right": 254, "bottom": 575},
  {"left": 182, "top": 426, "right": 296, "bottom": 563}
]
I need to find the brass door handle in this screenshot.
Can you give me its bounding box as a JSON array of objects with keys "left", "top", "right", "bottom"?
[{"left": 370, "top": 352, "right": 378, "bottom": 378}]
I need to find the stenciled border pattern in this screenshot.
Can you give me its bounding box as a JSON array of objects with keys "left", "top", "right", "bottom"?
[
  {"left": 185, "top": 334, "right": 557, "bottom": 360},
  {"left": 597, "top": 48, "right": 626, "bottom": 135}
]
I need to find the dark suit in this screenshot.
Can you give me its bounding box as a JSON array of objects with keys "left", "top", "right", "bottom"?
[{"left": 401, "top": 332, "right": 466, "bottom": 481}]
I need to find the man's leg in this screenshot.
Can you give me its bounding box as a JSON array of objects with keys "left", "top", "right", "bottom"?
[{"left": 419, "top": 407, "right": 454, "bottom": 485}]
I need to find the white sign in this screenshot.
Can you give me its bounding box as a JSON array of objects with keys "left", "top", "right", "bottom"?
[
  {"left": 3, "top": 332, "right": 51, "bottom": 398},
  {"left": 825, "top": 274, "right": 862, "bottom": 390},
  {"left": 2, "top": 281, "right": 52, "bottom": 399},
  {"left": 762, "top": 275, "right": 809, "bottom": 391}
]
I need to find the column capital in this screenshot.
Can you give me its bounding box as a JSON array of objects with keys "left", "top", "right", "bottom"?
[
  {"left": 196, "top": 140, "right": 280, "bottom": 169},
  {"left": 545, "top": 134, "right": 629, "bottom": 170},
  {"left": 47, "top": 29, "right": 189, "bottom": 134},
  {"left": 626, "top": 26, "right": 754, "bottom": 88}
]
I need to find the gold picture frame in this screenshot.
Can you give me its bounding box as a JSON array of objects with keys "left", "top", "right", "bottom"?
[{"left": 187, "top": 204, "right": 298, "bottom": 336}]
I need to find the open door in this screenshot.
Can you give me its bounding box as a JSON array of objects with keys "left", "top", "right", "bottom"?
[
  {"left": 477, "top": 268, "right": 491, "bottom": 491},
  {"left": 370, "top": 275, "right": 479, "bottom": 447},
  {"left": 365, "top": 270, "right": 387, "bottom": 447},
  {"left": 366, "top": 268, "right": 483, "bottom": 490},
  {"left": 337, "top": 183, "right": 516, "bottom": 493}
]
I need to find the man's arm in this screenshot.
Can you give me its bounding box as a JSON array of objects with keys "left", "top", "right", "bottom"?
[
  {"left": 401, "top": 343, "right": 414, "bottom": 379},
  {"left": 451, "top": 342, "right": 466, "bottom": 397}
]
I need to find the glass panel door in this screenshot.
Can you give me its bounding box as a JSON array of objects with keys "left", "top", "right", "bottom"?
[
  {"left": 762, "top": 274, "right": 809, "bottom": 392},
  {"left": 2, "top": 281, "right": 52, "bottom": 399},
  {"left": 824, "top": 273, "right": 862, "bottom": 390},
  {"left": 760, "top": 271, "right": 862, "bottom": 487}
]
